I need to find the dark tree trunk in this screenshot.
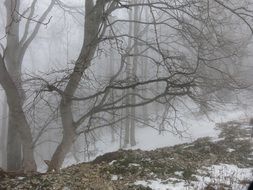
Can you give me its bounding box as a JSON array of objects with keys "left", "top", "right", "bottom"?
[
  {"left": 48, "top": 0, "right": 112, "bottom": 171},
  {"left": 0, "top": 56, "right": 37, "bottom": 172},
  {"left": 7, "top": 118, "right": 22, "bottom": 171}
]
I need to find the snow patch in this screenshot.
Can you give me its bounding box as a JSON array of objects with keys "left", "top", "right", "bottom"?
[
  {"left": 134, "top": 164, "right": 252, "bottom": 190},
  {"left": 111, "top": 175, "right": 118, "bottom": 181}
]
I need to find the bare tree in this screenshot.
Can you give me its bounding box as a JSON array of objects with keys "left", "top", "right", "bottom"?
[
  {"left": 0, "top": 0, "right": 55, "bottom": 172},
  {"left": 1, "top": 0, "right": 252, "bottom": 173},
  {"left": 124, "top": 5, "right": 134, "bottom": 147},
  {"left": 43, "top": 0, "right": 253, "bottom": 171},
  {"left": 0, "top": 55, "right": 36, "bottom": 172}
]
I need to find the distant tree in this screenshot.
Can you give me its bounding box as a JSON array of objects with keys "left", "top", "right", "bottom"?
[{"left": 124, "top": 3, "right": 139, "bottom": 147}]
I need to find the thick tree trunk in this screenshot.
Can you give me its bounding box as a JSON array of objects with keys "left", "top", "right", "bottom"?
[
  {"left": 48, "top": 136, "right": 74, "bottom": 171},
  {"left": 48, "top": 0, "right": 105, "bottom": 171},
  {"left": 4, "top": 0, "right": 23, "bottom": 171},
  {"left": 3, "top": 0, "right": 54, "bottom": 171},
  {"left": 7, "top": 118, "right": 22, "bottom": 171},
  {"left": 6, "top": 72, "right": 23, "bottom": 171},
  {"left": 48, "top": 98, "right": 76, "bottom": 171},
  {"left": 5, "top": 64, "right": 23, "bottom": 171},
  {"left": 0, "top": 56, "right": 37, "bottom": 172}
]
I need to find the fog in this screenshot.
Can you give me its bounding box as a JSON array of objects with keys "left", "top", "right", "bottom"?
[{"left": 0, "top": 0, "right": 253, "bottom": 177}]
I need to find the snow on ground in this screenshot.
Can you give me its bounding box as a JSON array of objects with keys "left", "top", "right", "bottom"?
[
  {"left": 59, "top": 106, "right": 253, "bottom": 168},
  {"left": 135, "top": 179, "right": 187, "bottom": 190},
  {"left": 52, "top": 106, "right": 253, "bottom": 190},
  {"left": 135, "top": 164, "right": 253, "bottom": 190},
  {"left": 195, "top": 164, "right": 252, "bottom": 190}
]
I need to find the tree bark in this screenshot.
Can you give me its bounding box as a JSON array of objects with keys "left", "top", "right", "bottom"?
[
  {"left": 3, "top": 0, "right": 54, "bottom": 171},
  {"left": 47, "top": 93, "right": 76, "bottom": 171},
  {"left": 48, "top": 0, "right": 106, "bottom": 171},
  {"left": 129, "top": 2, "right": 140, "bottom": 147},
  {"left": 141, "top": 6, "right": 149, "bottom": 123},
  {"left": 7, "top": 118, "right": 22, "bottom": 171},
  {"left": 123, "top": 5, "right": 134, "bottom": 148},
  {"left": 0, "top": 96, "right": 8, "bottom": 169},
  {"left": 0, "top": 56, "right": 37, "bottom": 172},
  {"left": 5, "top": 0, "right": 23, "bottom": 171}
]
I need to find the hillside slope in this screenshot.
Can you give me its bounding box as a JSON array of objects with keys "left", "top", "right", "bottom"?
[{"left": 0, "top": 120, "right": 252, "bottom": 190}]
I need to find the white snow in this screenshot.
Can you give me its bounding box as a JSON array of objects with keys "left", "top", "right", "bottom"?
[
  {"left": 194, "top": 164, "right": 253, "bottom": 190},
  {"left": 57, "top": 106, "right": 253, "bottom": 190},
  {"left": 227, "top": 148, "right": 235, "bottom": 152},
  {"left": 135, "top": 179, "right": 187, "bottom": 190},
  {"left": 109, "top": 160, "right": 117, "bottom": 165},
  {"left": 174, "top": 171, "right": 184, "bottom": 177},
  {"left": 135, "top": 164, "right": 253, "bottom": 190},
  {"left": 17, "top": 177, "right": 25, "bottom": 180},
  {"left": 111, "top": 175, "right": 118, "bottom": 181},
  {"left": 129, "top": 163, "right": 140, "bottom": 167},
  {"left": 58, "top": 106, "right": 253, "bottom": 169}
]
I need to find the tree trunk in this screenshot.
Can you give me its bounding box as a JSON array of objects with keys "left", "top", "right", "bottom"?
[
  {"left": 4, "top": 0, "right": 23, "bottom": 171},
  {"left": 0, "top": 56, "right": 37, "bottom": 172},
  {"left": 47, "top": 131, "right": 75, "bottom": 171},
  {"left": 48, "top": 96, "right": 76, "bottom": 171},
  {"left": 0, "top": 96, "right": 8, "bottom": 169},
  {"left": 124, "top": 57, "right": 131, "bottom": 147},
  {"left": 124, "top": 6, "right": 133, "bottom": 148},
  {"left": 124, "top": 104, "right": 130, "bottom": 146},
  {"left": 141, "top": 6, "right": 149, "bottom": 123},
  {"left": 5, "top": 64, "right": 23, "bottom": 171},
  {"left": 3, "top": 0, "right": 54, "bottom": 171},
  {"left": 48, "top": 0, "right": 105, "bottom": 171},
  {"left": 129, "top": 1, "right": 140, "bottom": 147},
  {"left": 48, "top": 136, "right": 74, "bottom": 171},
  {"left": 109, "top": 34, "right": 116, "bottom": 143},
  {"left": 7, "top": 118, "right": 22, "bottom": 171}
]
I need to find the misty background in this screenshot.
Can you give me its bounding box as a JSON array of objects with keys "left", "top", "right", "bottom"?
[{"left": 0, "top": 0, "right": 253, "bottom": 173}]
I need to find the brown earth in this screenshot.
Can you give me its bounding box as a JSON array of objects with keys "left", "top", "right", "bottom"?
[{"left": 0, "top": 120, "right": 252, "bottom": 190}]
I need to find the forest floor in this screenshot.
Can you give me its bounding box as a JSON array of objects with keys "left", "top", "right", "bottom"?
[{"left": 0, "top": 120, "right": 252, "bottom": 190}]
